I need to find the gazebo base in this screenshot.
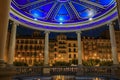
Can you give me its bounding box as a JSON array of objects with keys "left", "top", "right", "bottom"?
[{"left": 0, "top": 67, "right": 16, "bottom": 80}]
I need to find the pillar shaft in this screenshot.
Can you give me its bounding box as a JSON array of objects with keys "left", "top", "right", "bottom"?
[
  {"left": 116, "top": 0, "right": 120, "bottom": 29},
  {"left": 8, "top": 22, "right": 17, "bottom": 65},
  {"left": 109, "top": 23, "right": 119, "bottom": 64},
  {"left": 116, "top": 0, "right": 120, "bottom": 17},
  {"left": 0, "top": 0, "right": 11, "bottom": 62},
  {"left": 44, "top": 31, "right": 49, "bottom": 65},
  {"left": 77, "top": 31, "right": 82, "bottom": 65}
]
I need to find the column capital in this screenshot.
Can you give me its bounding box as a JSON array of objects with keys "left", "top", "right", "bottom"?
[
  {"left": 44, "top": 31, "right": 50, "bottom": 34},
  {"left": 13, "top": 22, "right": 19, "bottom": 26},
  {"left": 107, "top": 22, "right": 115, "bottom": 26},
  {"left": 76, "top": 31, "right": 82, "bottom": 34}
]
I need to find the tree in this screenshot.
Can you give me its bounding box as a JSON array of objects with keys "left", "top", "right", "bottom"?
[
  {"left": 13, "top": 61, "right": 28, "bottom": 66},
  {"left": 83, "top": 59, "right": 100, "bottom": 66},
  {"left": 33, "top": 61, "right": 43, "bottom": 66},
  {"left": 53, "top": 61, "right": 70, "bottom": 66},
  {"left": 70, "top": 59, "right": 78, "bottom": 65},
  {"left": 100, "top": 61, "right": 113, "bottom": 66}
]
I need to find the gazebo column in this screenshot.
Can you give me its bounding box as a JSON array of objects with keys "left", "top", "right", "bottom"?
[
  {"left": 0, "top": 0, "right": 11, "bottom": 67},
  {"left": 44, "top": 31, "right": 50, "bottom": 66},
  {"left": 116, "top": 0, "right": 120, "bottom": 29},
  {"left": 109, "top": 22, "right": 119, "bottom": 65},
  {"left": 0, "top": 1, "right": 16, "bottom": 80},
  {"left": 8, "top": 22, "right": 17, "bottom": 66},
  {"left": 43, "top": 31, "right": 50, "bottom": 76},
  {"left": 76, "top": 31, "right": 82, "bottom": 65}
]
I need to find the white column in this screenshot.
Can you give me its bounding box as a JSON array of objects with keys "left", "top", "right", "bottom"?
[
  {"left": 116, "top": 0, "right": 120, "bottom": 18},
  {"left": 116, "top": 0, "right": 120, "bottom": 29},
  {"left": 44, "top": 31, "right": 50, "bottom": 65},
  {"left": 8, "top": 22, "right": 17, "bottom": 65},
  {"left": 76, "top": 31, "right": 82, "bottom": 65},
  {"left": 0, "top": 0, "right": 11, "bottom": 66},
  {"left": 109, "top": 22, "right": 119, "bottom": 64}
]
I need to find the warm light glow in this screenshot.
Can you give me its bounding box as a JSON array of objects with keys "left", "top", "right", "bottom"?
[
  {"left": 58, "top": 55, "right": 61, "bottom": 57},
  {"left": 15, "top": 57, "right": 18, "bottom": 60},
  {"left": 18, "top": 54, "right": 21, "bottom": 57},
  {"left": 97, "top": 57, "right": 99, "bottom": 59},
  {"left": 94, "top": 53, "right": 97, "bottom": 56},
  {"left": 55, "top": 58, "right": 58, "bottom": 60},
  {"left": 39, "top": 53, "right": 42, "bottom": 56},
  {"left": 85, "top": 56, "right": 88, "bottom": 60},
  {"left": 92, "top": 57, "right": 95, "bottom": 59},
  {"left": 21, "top": 57, "right": 24, "bottom": 60}
]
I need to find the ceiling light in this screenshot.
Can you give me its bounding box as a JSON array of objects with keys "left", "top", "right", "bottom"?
[
  {"left": 89, "top": 18, "right": 93, "bottom": 21},
  {"left": 60, "top": 22, "right": 63, "bottom": 24},
  {"left": 88, "top": 9, "right": 96, "bottom": 18},
  {"left": 34, "top": 18, "right": 38, "bottom": 21},
  {"left": 59, "top": 17, "right": 64, "bottom": 21}
]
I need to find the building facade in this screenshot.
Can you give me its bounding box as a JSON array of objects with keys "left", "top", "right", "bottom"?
[
  {"left": 116, "top": 31, "right": 120, "bottom": 62},
  {"left": 15, "top": 31, "right": 45, "bottom": 66},
  {"left": 14, "top": 31, "right": 120, "bottom": 66},
  {"left": 82, "top": 37, "right": 112, "bottom": 61}
]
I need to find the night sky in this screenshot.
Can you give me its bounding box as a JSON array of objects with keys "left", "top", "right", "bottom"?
[{"left": 9, "top": 20, "right": 120, "bottom": 39}]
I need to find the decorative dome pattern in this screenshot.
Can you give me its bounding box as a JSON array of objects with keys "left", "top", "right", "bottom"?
[{"left": 10, "top": 0, "right": 117, "bottom": 32}]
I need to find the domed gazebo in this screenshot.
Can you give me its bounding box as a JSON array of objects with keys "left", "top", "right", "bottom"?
[
  {"left": 0, "top": 0, "right": 120, "bottom": 70},
  {"left": 10, "top": 0, "right": 117, "bottom": 32},
  {"left": 0, "top": 0, "right": 120, "bottom": 79}
]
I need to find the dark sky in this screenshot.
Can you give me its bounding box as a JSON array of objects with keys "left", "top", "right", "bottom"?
[{"left": 9, "top": 20, "right": 120, "bottom": 39}]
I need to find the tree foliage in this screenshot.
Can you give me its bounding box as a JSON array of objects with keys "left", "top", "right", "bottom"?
[
  {"left": 13, "top": 61, "right": 28, "bottom": 66},
  {"left": 53, "top": 61, "right": 70, "bottom": 66}
]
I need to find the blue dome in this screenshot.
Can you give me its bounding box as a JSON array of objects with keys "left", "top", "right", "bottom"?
[{"left": 10, "top": 0, "right": 117, "bottom": 32}]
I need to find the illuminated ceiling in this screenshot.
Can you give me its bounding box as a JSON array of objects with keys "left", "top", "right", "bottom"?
[{"left": 10, "top": 0, "right": 117, "bottom": 32}]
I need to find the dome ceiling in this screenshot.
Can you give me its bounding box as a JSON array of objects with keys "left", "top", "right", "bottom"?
[{"left": 10, "top": 0, "right": 117, "bottom": 32}]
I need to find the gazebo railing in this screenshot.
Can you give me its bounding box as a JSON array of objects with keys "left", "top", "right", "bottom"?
[
  {"left": 14, "top": 66, "right": 120, "bottom": 78},
  {"left": 15, "top": 66, "right": 43, "bottom": 76}
]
